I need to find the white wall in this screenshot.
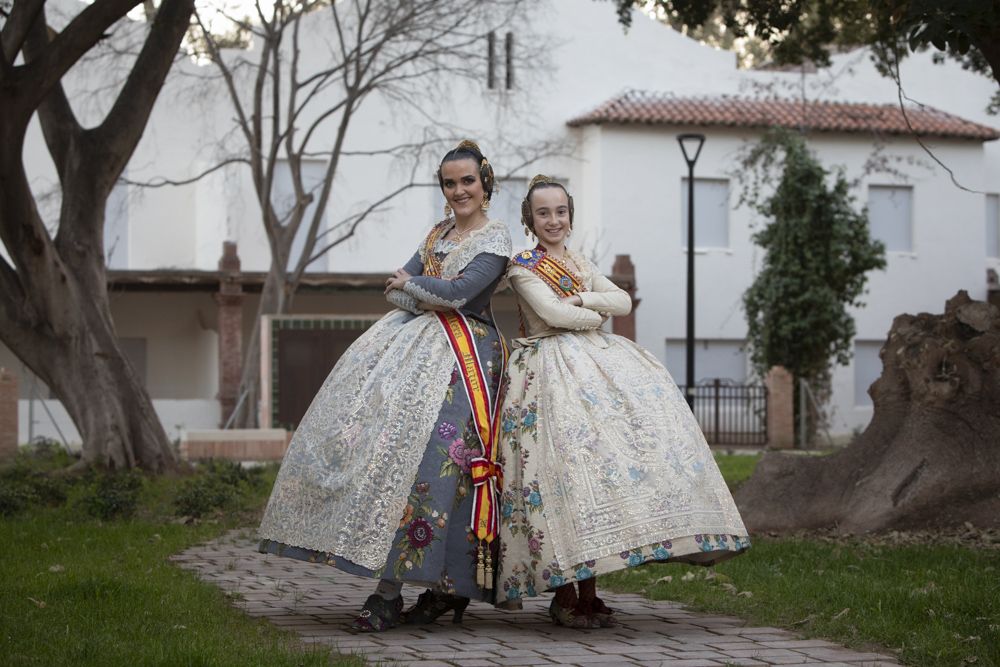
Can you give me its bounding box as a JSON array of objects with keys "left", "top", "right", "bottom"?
[
  {"left": 12, "top": 0, "right": 999, "bottom": 440},
  {"left": 583, "top": 122, "right": 993, "bottom": 435}
]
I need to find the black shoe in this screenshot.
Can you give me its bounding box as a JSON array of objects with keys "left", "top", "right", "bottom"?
[
  {"left": 402, "top": 589, "right": 470, "bottom": 625},
  {"left": 351, "top": 593, "right": 403, "bottom": 632}
]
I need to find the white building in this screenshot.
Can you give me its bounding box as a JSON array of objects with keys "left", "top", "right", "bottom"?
[{"left": 5, "top": 0, "right": 999, "bottom": 445}]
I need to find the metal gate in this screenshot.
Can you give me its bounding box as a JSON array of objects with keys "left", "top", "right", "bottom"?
[{"left": 678, "top": 380, "right": 768, "bottom": 446}]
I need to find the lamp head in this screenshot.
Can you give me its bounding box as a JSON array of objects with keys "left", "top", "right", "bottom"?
[{"left": 677, "top": 133, "right": 706, "bottom": 168}]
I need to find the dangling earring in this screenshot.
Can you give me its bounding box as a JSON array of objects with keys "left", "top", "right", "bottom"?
[
  {"left": 444, "top": 203, "right": 452, "bottom": 219},
  {"left": 481, "top": 196, "right": 490, "bottom": 212}
]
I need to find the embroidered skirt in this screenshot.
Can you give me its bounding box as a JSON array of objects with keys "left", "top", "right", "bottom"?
[
  {"left": 495, "top": 331, "right": 750, "bottom": 608},
  {"left": 259, "top": 311, "right": 503, "bottom": 601}
]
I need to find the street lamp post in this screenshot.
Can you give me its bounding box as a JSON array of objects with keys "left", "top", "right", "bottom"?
[{"left": 677, "top": 133, "right": 705, "bottom": 412}]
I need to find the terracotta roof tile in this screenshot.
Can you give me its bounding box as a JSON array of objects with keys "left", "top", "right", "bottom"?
[{"left": 566, "top": 90, "right": 999, "bottom": 141}]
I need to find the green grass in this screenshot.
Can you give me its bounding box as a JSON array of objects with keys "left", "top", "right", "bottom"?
[
  {"left": 604, "top": 454, "right": 1000, "bottom": 666},
  {"left": 0, "top": 461, "right": 361, "bottom": 667}
]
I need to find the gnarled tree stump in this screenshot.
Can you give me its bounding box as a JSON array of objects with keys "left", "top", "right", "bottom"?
[{"left": 736, "top": 291, "right": 1000, "bottom": 533}]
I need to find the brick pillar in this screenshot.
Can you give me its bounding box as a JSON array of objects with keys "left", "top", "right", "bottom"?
[
  {"left": 765, "top": 366, "right": 795, "bottom": 449},
  {"left": 215, "top": 242, "right": 244, "bottom": 427},
  {"left": 0, "top": 368, "right": 18, "bottom": 461},
  {"left": 611, "top": 254, "right": 641, "bottom": 342}
]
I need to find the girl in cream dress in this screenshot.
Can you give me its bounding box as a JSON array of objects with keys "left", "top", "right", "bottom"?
[{"left": 496, "top": 176, "right": 750, "bottom": 627}]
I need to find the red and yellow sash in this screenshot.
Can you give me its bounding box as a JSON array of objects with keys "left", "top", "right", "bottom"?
[
  {"left": 511, "top": 245, "right": 582, "bottom": 296},
  {"left": 421, "top": 220, "right": 509, "bottom": 588},
  {"left": 434, "top": 312, "right": 507, "bottom": 544}
]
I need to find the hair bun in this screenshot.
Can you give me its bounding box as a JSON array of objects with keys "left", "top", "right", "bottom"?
[
  {"left": 457, "top": 139, "right": 481, "bottom": 153},
  {"left": 528, "top": 174, "right": 556, "bottom": 189}
]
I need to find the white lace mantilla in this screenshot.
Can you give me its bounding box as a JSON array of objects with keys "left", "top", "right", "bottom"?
[
  {"left": 258, "top": 223, "right": 510, "bottom": 571},
  {"left": 419, "top": 219, "right": 511, "bottom": 276}
]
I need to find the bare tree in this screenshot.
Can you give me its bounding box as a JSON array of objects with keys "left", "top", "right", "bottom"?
[
  {"left": 0, "top": 0, "right": 195, "bottom": 471},
  {"left": 182, "top": 0, "right": 540, "bottom": 427}
]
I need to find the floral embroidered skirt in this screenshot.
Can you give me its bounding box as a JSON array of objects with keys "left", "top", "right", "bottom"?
[
  {"left": 259, "top": 315, "right": 504, "bottom": 602},
  {"left": 495, "top": 331, "right": 750, "bottom": 609}
]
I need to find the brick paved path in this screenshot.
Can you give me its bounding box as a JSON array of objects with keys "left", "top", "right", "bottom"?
[{"left": 171, "top": 532, "right": 901, "bottom": 667}]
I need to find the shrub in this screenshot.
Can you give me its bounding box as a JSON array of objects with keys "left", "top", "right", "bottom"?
[
  {"left": 0, "top": 482, "right": 38, "bottom": 517},
  {"left": 81, "top": 471, "right": 144, "bottom": 520},
  {"left": 202, "top": 459, "right": 263, "bottom": 490},
  {"left": 173, "top": 476, "right": 235, "bottom": 518}
]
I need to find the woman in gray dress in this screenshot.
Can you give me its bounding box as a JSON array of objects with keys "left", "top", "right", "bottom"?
[{"left": 258, "top": 141, "right": 512, "bottom": 631}]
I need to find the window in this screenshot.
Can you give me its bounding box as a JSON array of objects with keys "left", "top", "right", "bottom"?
[
  {"left": 987, "top": 194, "right": 999, "bottom": 259},
  {"left": 272, "top": 159, "right": 329, "bottom": 272},
  {"left": 665, "top": 339, "right": 746, "bottom": 384},
  {"left": 487, "top": 32, "right": 496, "bottom": 89},
  {"left": 853, "top": 340, "right": 882, "bottom": 407},
  {"left": 487, "top": 31, "right": 514, "bottom": 90},
  {"left": 680, "top": 178, "right": 729, "bottom": 249},
  {"left": 505, "top": 32, "right": 514, "bottom": 90},
  {"left": 105, "top": 180, "right": 129, "bottom": 269},
  {"left": 868, "top": 185, "right": 913, "bottom": 252}
]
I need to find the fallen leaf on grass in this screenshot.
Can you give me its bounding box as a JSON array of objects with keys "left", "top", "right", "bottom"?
[
  {"left": 963, "top": 656, "right": 978, "bottom": 664},
  {"left": 28, "top": 597, "right": 46, "bottom": 608},
  {"left": 719, "top": 583, "right": 738, "bottom": 594},
  {"left": 790, "top": 614, "right": 817, "bottom": 627},
  {"left": 737, "top": 591, "right": 753, "bottom": 598},
  {"left": 172, "top": 624, "right": 187, "bottom": 630},
  {"left": 654, "top": 576, "right": 673, "bottom": 584},
  {"left": 681, "top": 572, "right": 696, "bottom": 582},
  {"left": 831, "top": 607, "right": 850, "bottom": 620},
  {"left": 48, "top": 564, "right": 64, "bottom": 573}
]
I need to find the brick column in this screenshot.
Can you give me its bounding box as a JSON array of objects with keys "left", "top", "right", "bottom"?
[
  {"left": 765, "top": 366, "right": 795, "bottom": 449},
  {"left": 0, "top": 368, "right": 18, "bottom": 461},
  {"left": 215, "top": 242, "right": 244, "bottom": 427},
  {"left": 611, "top": 254, "right": 640, "bottom": 342}
]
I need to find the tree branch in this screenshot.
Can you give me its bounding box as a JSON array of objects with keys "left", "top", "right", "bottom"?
[
  {"left": 122, "top": 157, "right": 251, "bottom": 188},
  {"left": 94, "top": 0, "right": 196, "bottom": 180},
  {"left": 0, "top": 0, "right": 44, "bottom": 69},
  {"left": 17, "top": 0, "right": 140, "bottom": 112},
  {"left": 22, "top": 8, "right": 82, "bottom": 179}
]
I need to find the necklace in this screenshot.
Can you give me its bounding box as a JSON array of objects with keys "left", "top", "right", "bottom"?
[{"left": 451, "top": 220, "right": 485, "bottom": 243}]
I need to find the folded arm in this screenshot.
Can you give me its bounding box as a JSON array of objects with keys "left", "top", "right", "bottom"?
[
  {"left": 510, "top": 268, "right": 604, "bottom": 330},
  {"left": 403, "top": 253, "right": 508, "bottom": 309},
  {"left": 577, "top": 273, "right": 632, "bottom": 316},
  {"left": 385, "top": 252, "right": 426, "bottom": 314}
]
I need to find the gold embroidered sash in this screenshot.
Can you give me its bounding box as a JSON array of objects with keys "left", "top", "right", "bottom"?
[
  {"left": 511, "top": 245, "right": 583, "bottom": 296},
  {"left": 434, "top": 311, "right": 508, "bottom": 589}
]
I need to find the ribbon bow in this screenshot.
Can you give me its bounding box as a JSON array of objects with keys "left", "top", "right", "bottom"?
[{"left": 470, "top": 457, "right": 504, "bottom": 491}]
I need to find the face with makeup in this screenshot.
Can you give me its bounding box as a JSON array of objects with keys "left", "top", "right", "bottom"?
[
  {"left": 529, "top": 185, "right": 572, "bottom": 249},
  {"left": 439, "top": 158, "right": 486, "bottom": 221}
]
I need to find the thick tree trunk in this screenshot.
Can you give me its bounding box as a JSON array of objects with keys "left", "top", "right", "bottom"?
[
  {"left": 735, "top": 291, "right": 1000, "bottom": 533},
  {"left": 33, "top": 318, "right": 174, "bottom": 470},
  {"left": 0, "top": 0, "right": 194, "bottom": 471}
]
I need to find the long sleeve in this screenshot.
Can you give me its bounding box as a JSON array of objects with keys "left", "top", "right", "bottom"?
[
  {"left": 578, "top": 273, "right": 632, "bottom": 316},
  {"left": 386, "top": 289, "right": 422, "bottom": 314},
  {"left": 403, "top": 253, "right": 507, "bottom": 309},
  {"left": 384, "top": 251, "right": 426, "bottom": 314},
  {"left": 510, "top": 268, "right": 604, "bottom": 331}
]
